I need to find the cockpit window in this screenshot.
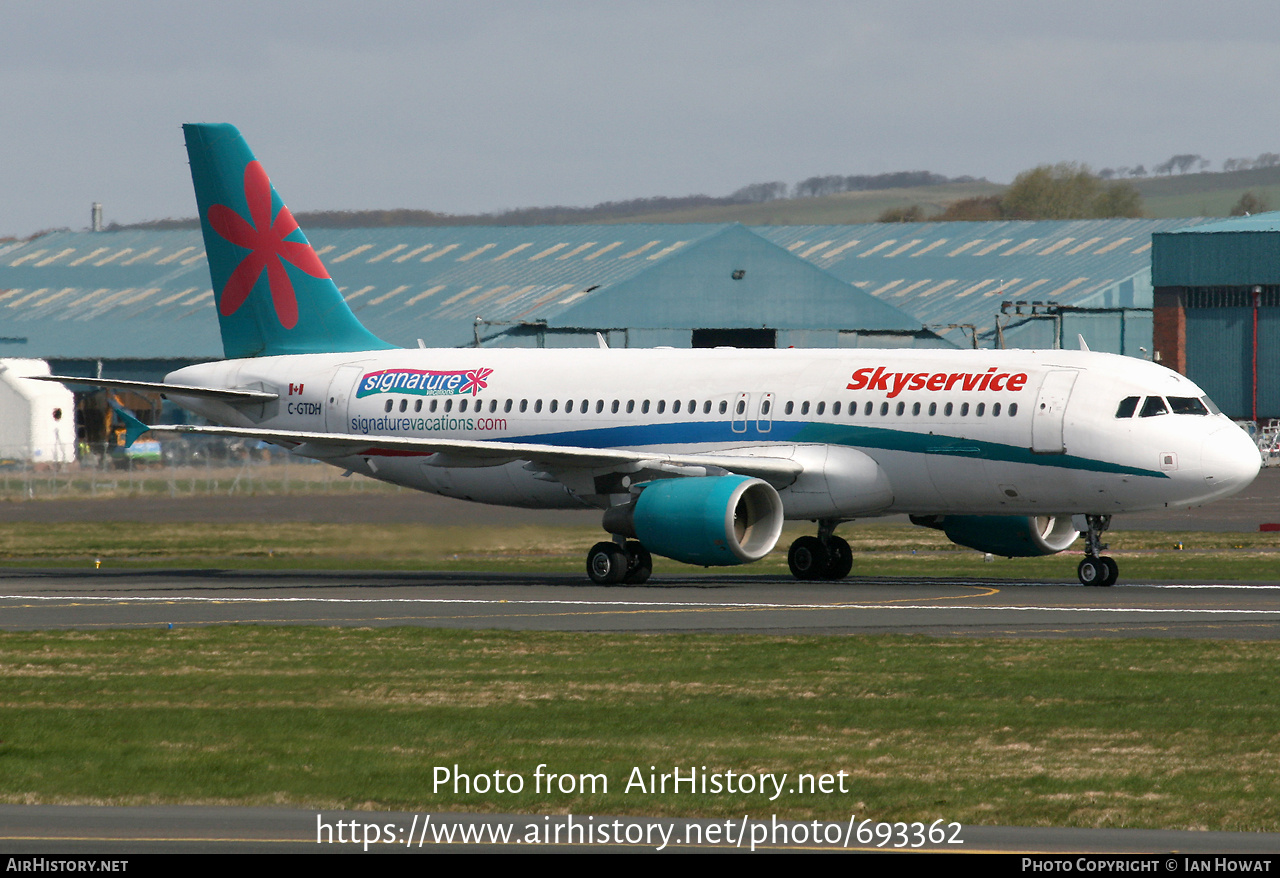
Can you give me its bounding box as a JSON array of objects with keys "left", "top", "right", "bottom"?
[
  {"left": 1168, "top": 396, "right": 1209, "bottom": 415},
  {"left": 1139, "top": 396, "right": 1169, "bottom": 417},
  {"left": 1203, "top": 396, "right": 1221, "bottom": 415},
  {"left": 1115, "top": 396, "right": 1139, "bottom": 418}
]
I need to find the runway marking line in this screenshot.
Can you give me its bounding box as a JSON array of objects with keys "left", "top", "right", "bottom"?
[{"left": 4, "top": 593, "right": 1280, "bottom": 616}]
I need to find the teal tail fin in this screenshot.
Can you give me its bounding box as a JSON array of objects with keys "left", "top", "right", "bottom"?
[{"left": 182, "top": 123, "right": 394, "bottom": 359}]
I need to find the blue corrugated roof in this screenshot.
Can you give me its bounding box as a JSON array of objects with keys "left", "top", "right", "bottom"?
[
  {"left": 756, "top": 219, "right": 1205, "bottom": 331},
  {"left": 0, "top": 217, "right": 1198, "bottom": 359},
  {"left": 1162, "top": 211, "right": 1280, "bottom": 235},
  {"left": 0, "top": 224, "right": 928, "bottom": 358}
]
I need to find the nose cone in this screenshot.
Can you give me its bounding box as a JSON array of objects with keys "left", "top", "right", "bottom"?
[{"left": 1200, "top": 422, "right": 1262, "bottom": 501}]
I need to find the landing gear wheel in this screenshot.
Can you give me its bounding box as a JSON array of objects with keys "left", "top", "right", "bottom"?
[
  {"left": 788, "top": 536, "right": 830, "bottom": 581},
  {"left": 1099, "top": 556, "right": 1119, "bottom": 587},
  {"left": 824, "top": 536, "right": 853, "bottom": 580},
  {"left": 623, "top": 541, "right": 653, "bottom": 585},
  {"left": 1078, "top": 557, "right": 1105, "bottom": 587},
  {"left": 587, "top": 541, "right": 628, "bottom": 585}
]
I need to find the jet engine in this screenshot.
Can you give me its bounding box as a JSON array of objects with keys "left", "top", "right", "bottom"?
[
  {"left": 602, "top": 475, "right": 784, "bottom": 566},
  {"left": 910, "top": 514, "right": 1080, "bottom": 557}
]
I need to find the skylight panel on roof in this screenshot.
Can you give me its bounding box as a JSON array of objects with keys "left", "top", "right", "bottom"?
[
  {"left": 1065, "top": 237, "right": 1102, "bottom": 255},
  {"left": 406, "top": 285, "right": 446, "bottom": 305},
  {"left": 1037, "top": 238, "right": 1075, "bottom": 255},
  {"left": 820, "top": 240, "right": 860, "bottom": 259},
  {"left": 1093, "top": 237, "right": 1133, "bottom": 254},
  {"left": 798, "top": 241, "right": 834, "bottom": 258},
  {"left": 647, "top": 241, "right": 688, "bottom": 260},
  {"left": 1044, "top": 278, "right": 1088, "bottom": 298},
  {"left": 344, "top": 286, "right": 376, "bottom": 302},
  {"left": 10, "top": 250, "right": 48, "bottom": 267},
  {"left": 892, "top": 279, "right": 932, "bottom": 298},
  {"left": 582, "top": 242, "right": 622, "bottom": 261},
  {"left": 35, "top": 249, "right": 75, "bottom": 267},
  {"left": 457, "top": 244, "right": 496, "bottom": 262},
  {"left": 421, "top": 244, "right": 459, "bottom": 262},
  {"left": 122, "top": 247, "right": 162, "bottom": 265},
  {"left": 179, "top": 252, "right": 206, "bottom": 265},
  {"left": 156, "top": 247, "right": 196, "bottom": 265},
  {"left": 884, "top": 239, "right": 923, "bottom": 258},
  {"left": 7, "top": 289, "right": 46, "bottom": 307},
  {"left": 155, "top": 288, "right": 198, "bottom": 307},
  {"left": 918, "top": 279, "right": 958, "bottom": 297},
  {"left": 983, "top": 278, "right": 1021, "bottom": 296},
  {"left": 974, "top": 239, "right": 1013, "bottom": 256},
  {"left": 620, "top": 241, "right": 660, "bottom": 259},
  {"left": 96, "top": 250, "right": 135, "bottom": 266},
  {"left": 368, "top": 285, "right": 410, "bottom": 306},
  {"left": 1131, "top": 242, "right": 1151, "bottom": 254},
  {"left": 332, "top": 244, "right": 374, "bottom": 263},
  {"left": 909, "top": 239, "right": 947, "bottom": 257},
  {"left": 528, "top": 243, "right": 570, "bottom": 261},
  {"left": 955, "top": 279, "right": 996, "bottom": 298},
  {"left": 858, "top": 240, "right": 897, "bottom": 258},
  {"left": 441, "top": 285, "right": 481, "bottom": 306},
  {"left": 947, "top": 240, "right": 982, "bottom": 256},
  {"left": 492, "top": 244, "right": 533, "bottom": 261},
  {"left": 367, "top": 245, "right": 407, "bottom": 262},
  {"left": 1000, "top": 239, "right": 1038, "bottom": 256},
  {"left": 69, "top": 248, "right": 110, "bottom": 266},
  {"left": 556, "top": 242, "right": 597, "bottom": 260},
  {"left": 393, "top": 245, "right": 434, "bottom": 262}
]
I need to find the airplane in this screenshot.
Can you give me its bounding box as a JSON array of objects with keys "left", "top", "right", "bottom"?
[{"left": 37, "top": 124, "right": 1262, "bottom": 587}]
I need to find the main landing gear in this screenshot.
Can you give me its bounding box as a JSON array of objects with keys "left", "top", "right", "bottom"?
[
  {"left": 787, "top": 520, "right": 853, "bottom": 581},
  {"left": 587, "top": 539, "right": 653, "bottom": 585},
  {"left": 1076, "top": 514, "right": 1118, "bottom": 587}
]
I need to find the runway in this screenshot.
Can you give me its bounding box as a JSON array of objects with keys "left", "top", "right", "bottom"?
[{"left": 5, "top": 568, "right": 1280, "bottom": 638}]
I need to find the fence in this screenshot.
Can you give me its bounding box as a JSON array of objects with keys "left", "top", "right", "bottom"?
[{"left": 0, "top": 436, "right": 399, "bottom": 501}]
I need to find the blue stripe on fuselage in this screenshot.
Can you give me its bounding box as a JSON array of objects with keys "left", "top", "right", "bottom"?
[{"left": 500, "top": 419, "right": 1166, "bottom": 478}]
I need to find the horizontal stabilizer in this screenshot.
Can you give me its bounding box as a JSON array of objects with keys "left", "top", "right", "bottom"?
[{"left": 29, "top": 376, "right": 278, "bottom": 402}]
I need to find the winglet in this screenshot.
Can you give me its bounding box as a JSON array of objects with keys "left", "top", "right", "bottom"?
[
  {"left": 108, "top": 398, "right": 152, "bottom": 448},
  {"left": 183, "top": 123, "right": 394, "bottom": 359},
  {"left": 1077, "top": 334, "right": 1090, "bottom": 352}
]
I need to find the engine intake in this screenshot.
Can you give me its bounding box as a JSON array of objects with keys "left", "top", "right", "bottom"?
[{"left": 603, "top": 475, "right": 784, "bottom": 566}]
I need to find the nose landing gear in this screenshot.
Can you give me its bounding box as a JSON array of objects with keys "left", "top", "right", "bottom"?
[{"left": 1076, "top": 514, "right": 1118, "bottom": 587}]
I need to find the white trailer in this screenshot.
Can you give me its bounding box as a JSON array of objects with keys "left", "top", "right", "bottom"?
[{"left": 0, "top": 359, "right": 77, "bottom": 464}]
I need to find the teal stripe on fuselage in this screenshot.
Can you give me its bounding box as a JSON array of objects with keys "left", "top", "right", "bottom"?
[{"left": 502, "top": 419, "right": 1167, "bottom": 479}]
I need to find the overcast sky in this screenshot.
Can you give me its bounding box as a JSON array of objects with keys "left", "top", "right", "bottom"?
[{"left": 3, "top": 1, "right": 1278, "bottom": 237}]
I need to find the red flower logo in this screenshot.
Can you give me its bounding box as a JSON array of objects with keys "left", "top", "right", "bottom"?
[
  {"left": 207, "top": 160, "right": 329, "bottom": 329},
  {"left": 459, "top": 368, "right": 492, "bottom": 396}
]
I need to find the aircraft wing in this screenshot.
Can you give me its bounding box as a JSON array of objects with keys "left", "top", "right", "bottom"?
[
  {"left": 29, "top": 376, "right": 278, "bottom": 402},
  {"left": 157, "top": 424, "right": 802, "bottom": 486}
]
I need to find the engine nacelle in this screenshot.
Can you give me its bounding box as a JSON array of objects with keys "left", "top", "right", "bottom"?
[
  {"left": 603, "top": 475, "right": 784, "bottom": 566},
  {"left": 911, "top": 514, "right": 1080, "bottom": 557}
]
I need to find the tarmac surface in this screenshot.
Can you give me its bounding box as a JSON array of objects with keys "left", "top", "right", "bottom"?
[{"left": 5, "top": 569, "right": 1280, "bottom": 639}]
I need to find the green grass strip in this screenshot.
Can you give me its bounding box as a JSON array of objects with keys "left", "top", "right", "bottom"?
[
  {"left": 1, "top": 626, "right": 1278, "bottom": 830},
  {"left": 0, "top": 522, "right": 1274, "bottom": 581}
]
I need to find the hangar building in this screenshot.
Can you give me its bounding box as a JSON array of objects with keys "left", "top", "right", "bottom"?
[
  {"left": 1152, "top": 212, "right": 1280, "bottom": 420},
  {"left": 0, "top": 223, "right": 946, "bottom": 383}
]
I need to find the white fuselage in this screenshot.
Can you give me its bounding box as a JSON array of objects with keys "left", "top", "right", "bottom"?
[{"left": 167, "top": 346, "right": 1261, "bottom": 520}]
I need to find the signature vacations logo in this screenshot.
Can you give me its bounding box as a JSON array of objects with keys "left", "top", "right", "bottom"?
[{"left": 356, "top": 368, "right": 493, "bottom": 399}]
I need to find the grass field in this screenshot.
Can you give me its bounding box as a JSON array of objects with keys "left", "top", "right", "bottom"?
[
  {"left": 0, "top": 519, "right": 1273, "bottom": 582},
  {"left": 1, "top": 626, "right": 1278, "bottom": 829}
]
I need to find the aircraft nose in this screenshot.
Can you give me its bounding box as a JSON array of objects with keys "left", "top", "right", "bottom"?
[{"left": 1200, "top": 422, "right": 1262, "bottom": 499}]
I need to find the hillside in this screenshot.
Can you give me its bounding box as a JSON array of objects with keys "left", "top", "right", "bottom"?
[
  {"left": 1129, "top": 165, "right": 1280, "bottom": 218},
  {"left": 113, "top": 164, "right": 1280, "bottom": 234}
]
